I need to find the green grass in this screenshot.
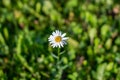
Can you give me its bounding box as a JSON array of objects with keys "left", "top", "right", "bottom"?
[{"left": 0, "top": 0, "right": 120, "bottom": 80}]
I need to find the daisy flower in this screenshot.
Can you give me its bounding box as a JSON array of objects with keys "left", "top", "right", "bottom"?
[{"left": 48, "top": 30, "right": 68, "bottom": 48}]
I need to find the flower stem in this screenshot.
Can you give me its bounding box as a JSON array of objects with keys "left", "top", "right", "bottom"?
[
  {"left": 57, "top": 48, "right": 60, "bottom": 63},
  {"left": 56, "top": 48, "right": 62, "bottom": 80}
]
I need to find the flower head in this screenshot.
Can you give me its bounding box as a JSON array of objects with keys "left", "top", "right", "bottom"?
[{"left": 48, "top": 30, "right": 68, "bottom": 48}]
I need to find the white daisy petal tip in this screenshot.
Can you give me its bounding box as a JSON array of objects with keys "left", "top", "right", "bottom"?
[{"left": 48, "top": 30, "right": 68, "bottom": 48}]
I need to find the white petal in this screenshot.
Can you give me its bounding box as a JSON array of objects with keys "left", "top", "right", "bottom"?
[
  {"left": 52, "top": 32, "right": 56, "bottom": 36},
  {"left": 55, "top": 30, "right": 58, "bottom": 35},
  {"left": 62, "top": 37, "right": 68, "bottom": 40},
  {"left": 60, "top": 42, "right": 63, "bottom": 47},
  {"left": 62, "top": 41, "right": 67, "bottom": 44},
  {"left": 62, "top": 33, "right": 66, "bottom": 37},
  {"left": 58, "top": 30, "right": 61, "bottom": 36},
  {"left": 58, "top": 44, "right": 61, "bottom": 48}
]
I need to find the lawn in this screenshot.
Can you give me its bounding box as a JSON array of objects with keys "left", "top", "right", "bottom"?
[{"left": 0, "top": 0, "right": 120, "bottom": 80}]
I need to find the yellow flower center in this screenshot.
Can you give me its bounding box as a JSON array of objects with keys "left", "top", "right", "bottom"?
[{"left": 55, "top": 36, "right": 62, "bottom": 42}]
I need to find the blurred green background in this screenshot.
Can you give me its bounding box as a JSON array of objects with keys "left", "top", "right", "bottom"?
[{"left": 0, "top": 0, "right": 120, "bottom": 80}]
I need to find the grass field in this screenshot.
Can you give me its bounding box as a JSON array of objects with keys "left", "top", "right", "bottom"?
[{"left": 0, "top": 0, "right": 120, "bottom": 80}]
